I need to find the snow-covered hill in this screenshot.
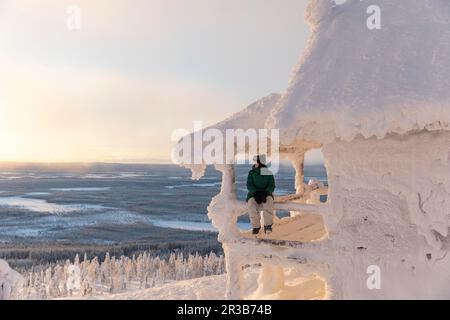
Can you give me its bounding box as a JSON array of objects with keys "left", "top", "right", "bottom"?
[{"left": 75, "top": 275, "right": 227, "bottom": 300}]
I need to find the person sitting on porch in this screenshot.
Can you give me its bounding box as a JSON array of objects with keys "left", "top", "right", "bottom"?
[{"left": 246, "top": 155, "right": 276, "bottom": 235}]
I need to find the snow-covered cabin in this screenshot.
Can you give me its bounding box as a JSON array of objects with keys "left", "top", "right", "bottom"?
[{"left": 176, "top": 0, "right": 450, "bottom": 300}]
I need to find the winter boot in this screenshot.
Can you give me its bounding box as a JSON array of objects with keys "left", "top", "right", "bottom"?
[
  {"left": 264, "top": 225, "right": 273, "bottom": 234},
  {"left": 252, "top": 227, "right": 261, "bottom": 235}
]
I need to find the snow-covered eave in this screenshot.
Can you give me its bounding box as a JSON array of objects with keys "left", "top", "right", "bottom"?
[
  {"left": 174, "top": 93, "right": 286, "bottom": 180},
  {"left": 279, "top": 116, "right": 450, "bottom": 147},
  {"left": 176, "top": 130, "right": 323, "bottom": 180}
]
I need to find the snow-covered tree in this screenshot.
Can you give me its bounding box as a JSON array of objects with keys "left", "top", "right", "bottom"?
[{"left": 20, "top": 250, "right": 224, "bottom": 299}]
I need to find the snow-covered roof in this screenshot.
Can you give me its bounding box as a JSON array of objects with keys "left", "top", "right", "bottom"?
[
  {"left": 211, "top": 93, "right": 281, "bottom": 132},
  {"left": 174, "top": 94, "right": 282, "bottom": 178},
  {"left": 266, "top": 0, "right": 450, "bottom": 145}
]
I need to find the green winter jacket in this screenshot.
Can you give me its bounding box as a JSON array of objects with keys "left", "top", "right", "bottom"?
[{"left": 246, "top": 167, "right": 276, "bottom": 202}]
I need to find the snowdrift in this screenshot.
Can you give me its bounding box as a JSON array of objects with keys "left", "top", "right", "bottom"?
[{"left": 0, "top": 259, "right": 24, "bottom": 300}]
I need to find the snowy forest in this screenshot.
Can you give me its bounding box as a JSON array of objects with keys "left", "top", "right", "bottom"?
[{"left": 19, "top": 251, "right": 225, "bottom": 299}]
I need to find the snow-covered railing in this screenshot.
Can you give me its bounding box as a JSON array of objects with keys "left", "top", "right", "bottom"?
[
  {"left": 235, "top": 200, "right": 329, "bottom": 217},
  {"left": 273, "top": 202, "right": 329, "bottom": 215}
]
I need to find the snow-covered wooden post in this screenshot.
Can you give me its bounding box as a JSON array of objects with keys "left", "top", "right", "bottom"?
[
  {"left": 286, "top": 152, "right": 306, "bottom": 217},
  {"left": 290, "top": 153, "right": 305, "bottom": 195},
  {"left": 206, "top": 164, "right": 244, "bottom": 299},
  {"left": 223, "top": 244, "right": 244, "bottom": 300},
  {"left": 208, "top": 164, "right": 240, "bottom": 241},
  {"left": 219, "top": 164, "right": 236, "bottom": 197}
]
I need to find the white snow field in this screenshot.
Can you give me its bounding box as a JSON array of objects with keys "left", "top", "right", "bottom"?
[
  {"left": 62, "top": 275, "right": 228, "bottom": 300},
  {"left": 67, "top": 267, "right": 325, "bottom": 300}
]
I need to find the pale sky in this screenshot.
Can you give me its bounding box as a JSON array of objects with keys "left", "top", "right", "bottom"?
[{"left": 0, "top": 0, "right": 312, "bottom": 163}]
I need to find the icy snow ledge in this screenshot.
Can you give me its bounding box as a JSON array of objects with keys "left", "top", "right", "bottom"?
[
  {"left": 0, "top": 260, "right": 24, "bottom": 300},
  {"left": 267, "top": 0, "right": 450, "bottom": 145},
  {"left": 183, "top": 163, "right": 207, "bottom": 181},
  {"left": 305, "top": 0, "right": 336, "bottom": 29},
  {"left": 176, "top": 93, "right": 282, "bottom": 180}
]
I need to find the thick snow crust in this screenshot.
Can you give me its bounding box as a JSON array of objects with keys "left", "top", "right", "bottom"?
[
  {"left": 321, "top": 131, "right": 450, "bottom": 298},
  {"left": 324, "top": 131, "right": 450, "bottom": 251},
  {"left": 267, "top": 0, "right": 450, "bottom": 145}
]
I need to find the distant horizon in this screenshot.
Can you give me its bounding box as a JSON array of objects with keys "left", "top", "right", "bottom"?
[
  {"left": 0, "top": 158, "right": 324, "bottom": 168},
  {"left": 0, "top": 147, "right": 325, "bottom": 167}
]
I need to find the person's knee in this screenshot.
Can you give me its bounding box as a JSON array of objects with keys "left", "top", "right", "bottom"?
[
  {"left": 248, "top": 199, "right": 257, "bottom": 210},
  {"left": 263, "top": 198, "right": 273, "bottom": 210}
]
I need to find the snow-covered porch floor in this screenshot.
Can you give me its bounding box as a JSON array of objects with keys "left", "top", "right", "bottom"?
[{"left": 241, "top": 213, "right": 327, "bottom": 243}]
